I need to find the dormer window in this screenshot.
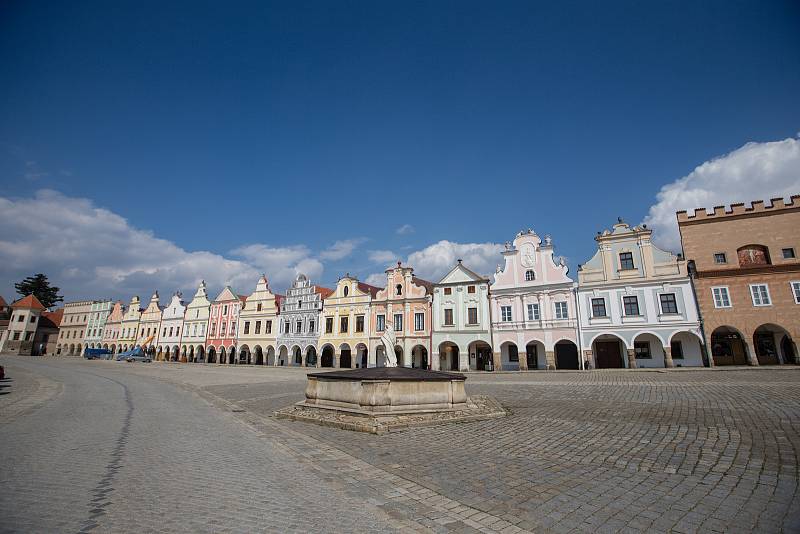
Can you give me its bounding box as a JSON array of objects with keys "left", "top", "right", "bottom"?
[
  {"left": 343, "top": 286, "right": 349, "bottom": 297},
  {"left": 525, "top": 270, "right": 535, "bottom": 281},
  {"left": 396, "top": 284, "right": 402, "bottom": 296},
  {"left": 619, "top": 252, "right": 635, "bottom": 270}
]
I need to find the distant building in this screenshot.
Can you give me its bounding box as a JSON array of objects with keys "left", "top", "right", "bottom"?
[
  {"left": 182, "top": 281, "right": 211, "bottom": 362},
  {"left": 577, "top": 219, "right": 703, "bottom": 369},
  {"left": 432, "top": 261, "right": 492, "bottom": 371},
  {"left": 206, "top": 286, "right": 245, "bottom": 364},
  {"left": 490, "top": 230, "right": 579, "bottom": 371},
  {"left": 100, "top": 301, "right": 125, "bottom": 354},
  {"left": 0, "top": 295, "right": 46, "bottom": 355},
  {"left": 678, "top": 196, "right": 799, "bottom": 365},
  {"left": 117, "top": 296, "right": 143, "bottom": 353},
  {"left": 58, "top": 301, "right": 95, "bottom": 356},
  {"left": 82, "top": 300, "right": 113, "bottom": 350},
  {"left": 237, "top": 275, "right": 281, "bottom": 366},
  {"left": 318, "top": 274, "right": 380, "bottom": 369},
  {"left": 35, "top": 309, "right": 64, "bottom": 355},
  {"left": 160, "top": 292, "right": 186, "bottom": 361},
  {"left": 369, "top": 262, "right": 433, "bottom": 368},
  {"left": 276, "top": 274, "right": 332, "bottom": 367},
  {"left": 138, "top": 292, "right": 163, "bottom": 359}
]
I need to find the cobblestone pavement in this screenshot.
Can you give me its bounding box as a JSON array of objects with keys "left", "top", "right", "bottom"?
[
  {"left": 0, "top": 357, "right": 400, "bottom": 533},
  {"left": 2, "top": 357, "right": 799, "bottom": 533}
]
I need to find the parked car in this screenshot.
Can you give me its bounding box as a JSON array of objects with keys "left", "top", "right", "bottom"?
[{"left": 124, "top": 353, "right": 152, "bottom": 363}]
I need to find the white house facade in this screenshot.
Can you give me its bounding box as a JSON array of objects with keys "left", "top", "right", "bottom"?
[
  {"left": 577, "top": 219, "right": 704, "bottom": 368},
  {"left": 431, "top": 260, "right": 493, "bottom": 371},
  {"left": 159, "top": 292, "right": 185, "bottom": 361},
  {"left": 182, "top": 281, "right": 211, "bottom": 362}
]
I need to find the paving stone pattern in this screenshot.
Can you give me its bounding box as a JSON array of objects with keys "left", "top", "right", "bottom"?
[{"left": 2, "top": 357, "right": 800, "bottom": 533}]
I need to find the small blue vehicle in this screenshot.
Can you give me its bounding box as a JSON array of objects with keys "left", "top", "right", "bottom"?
[{"left": 84, "top": 348, "right": 112, "bottom": 360}]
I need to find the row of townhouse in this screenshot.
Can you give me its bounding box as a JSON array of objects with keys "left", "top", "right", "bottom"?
[{"left": 7, "top": 196, "right": 797, "bottom": 369}]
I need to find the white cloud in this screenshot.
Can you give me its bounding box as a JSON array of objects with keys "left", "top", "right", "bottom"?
[
  {"left": 319, "top": 238, "right": 366, "bottom": 261},
  {"left": 395, "top": 224, "right": 414, "bottom": 235},
  {"left": 364, "top": 273, "right": 386, "bottom": 287},
  {"left": 0, "top": 190, "right": 320, "bottom": 302},
  {"left": 406, "top": 240, "right": 504, "bottom": 282},
  {"left": 368, "top": 249, "right": 397, "bottom": 264},
  {"left": 644, "top": 137, "right": 800, "bottom": 251},
  {"left": 231, "top": 244, "right": 324, "bottom": 290}
]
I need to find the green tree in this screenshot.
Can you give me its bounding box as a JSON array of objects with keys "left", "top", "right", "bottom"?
[{"left": 14, "top": 273, "right": 63, "bottom": 309}]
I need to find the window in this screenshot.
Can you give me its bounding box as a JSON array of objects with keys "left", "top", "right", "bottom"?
[
  {"left": 714, "top": 252, "right": 727, "bottom": 264},
  {"left": 30, "top": 316, "right": 36, "bottom": 323},
  {"left": 444, "top": 287, "right": 452, "bottom": 295},
  {"left": 223, "top": 305, "right": 228, "bottom": 315},
  {"left": 355, "top": 315, "right": 364, "bottom": 333},
  {"left": 244, "top": 321, "right": 250, "bottom": 334},
  {"left": 296, "top": 320, "right": 302, "bottom": 333},
  {"left": 376, "top": 314, "right": 385, "bottom": 332},
  {"left": 468, "top": 285, "right": 476, "bottom": 294},
  {"left": 671, "top": 340, "right": 684, "bottom": 359},
  {"left": 508, "top": 344, "right": 519, "bottom": 362},
  {"left": 792, "top": 282, "right": 800, "bottom": 304},
  {"left": 623, "top": 296, "right": 640, "bottom": 316},
  {"left": 396, "top": 284, "right": 402, "bottom": 296},
  {"left": 210, "top": 323, "right": 216, "bottom": 336},
  {"left": 394, "top": 313, "right": 403, "bottom": 332},
  {"left": 17, "top": 315, "right": 23, "bottom": 322},
  {"left": 25, "top": 332, "right": 33, "bottom": 341},
  {"left": 555, "top": 302, "right": 568, "bottom": 320},
  {"left": 340, "top": 316, "right": 348, "bottom": 333},
  {"left": 750, "top": 284, "right": 771, "bottom": 306},
  {"left": 712, "top": 287, "right": 731, "bottom": 308},
  {"left": 13, "top": 332, "right": 20, "bottom": 341},
  {"left": 257, "top": 303, "right": 262, "bottom": 312},
  {"left": 444, "top": 309, "right": 454, "bottom": 326},
  {"left": 783, "top": 248, "right": 796, "bottom": 259},
  {"left": 325, "top": 317, "right": 333, "bottom": 334},
  {"left": 175, "top": 327, "right": 180, "bottom": 337},
  {"left": 414, "top": 312, "right": 424, "bottom": 331},
  {"left": 634, "top": 341, "right": 651, "bottom": 359},
  {"left": 309, "top": 320, "right": 315, "bottom": 333},
  {"left": 525, "top": 270, "right": 534, "bottom": 281},
  {"left": 297, "top": 300, "right": 301, "bottom": 309},
  {"left": 220, "top": 322, "right": 226, "bottom": 335},
  {"left": 284, "top": 321, "right": 290, "bottom": 333},
  {"left": 619, "top": 252, "right": 635, "bottom": 270},
  {"left": 163, "top": 327, "right": 168, "bottom": 337},
  {"left": 265, "top": 320, "right": 272, "bottom": 334},
  {"left": 255, "top": 321, "right": 261, "bottom": 334},
  {"left": 343, "top": 286, "right": 349, "bottom": 297},
  {"left": 527, "top": 303, "right": 540, "bottom": 321},
  {"left": 467, "top": 307, "right": 478, "bottom": 325},
  {"left": 168, "top": 327, "right": 173, "bottom": 337},
  {"left": 659, "top": 293, "right": 678, "bottom": 314},
  {"left": 501, "top": 306, "right": 512, "bottom": 322},
  {"left": 591, "top": 298, "right": 607, "bottom": 318}
]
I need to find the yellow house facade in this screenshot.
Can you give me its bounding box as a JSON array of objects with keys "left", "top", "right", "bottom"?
[
  {"left": 118, "top": 296, "right": 142, "bottom": 352},
  {"left": 318, "top": 274, "right": 380, "bottom": 368},
  {"left": 237, "top": 275, "right": 281, "bottom": 365}
]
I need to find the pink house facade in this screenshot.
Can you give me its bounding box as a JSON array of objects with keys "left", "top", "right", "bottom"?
[
  {"left": 490, "top": 229, "right": 580, "bottom": 370},
  {"left": 206, "top": 286, "right": 245, "bottom": 365},
  {"left": 369, "top": 262, "right": 433, "bottom": 368}
]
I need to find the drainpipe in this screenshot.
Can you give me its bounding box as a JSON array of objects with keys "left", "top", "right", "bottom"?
[
  {"left": 573, "top": 282, "right": 585, "bottom": 370},
  {"left": 687, "top": 259, "right": 711, "bottom": 367}
]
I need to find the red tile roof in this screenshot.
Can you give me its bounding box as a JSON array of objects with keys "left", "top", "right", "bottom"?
[
  {"left": 238, "top": 295, "right": 249, "bottom": 303},
  {"left": 40, "top": 308, "right": 64, "bottom": 328},
  {"left": 357, "top": 282, "right": 381, "bottom": 298},
  {"left": 315, "top": 286, "right": 334, "bottom": 299},
  {"left": 11, "top": 294, "right": 46, "bottom": 311},
  {"left": 412, "top": 277, "right": 434, "bottom": 294}
]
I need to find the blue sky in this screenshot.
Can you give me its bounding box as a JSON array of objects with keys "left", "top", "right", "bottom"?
[{"left": 1, "top": 1, "right": 799, "bottom": 302}]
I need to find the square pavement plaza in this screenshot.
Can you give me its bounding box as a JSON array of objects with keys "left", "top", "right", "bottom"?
[{"left": 144, "top": 364, "right": 800, "bottom": 533}]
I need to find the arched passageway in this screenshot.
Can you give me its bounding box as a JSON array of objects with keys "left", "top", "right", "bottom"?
[
  {"left": 411, "top": 345, "right": 428, "bottom": 369},
  {"left": 254, "top": 346, "right": 264, "bottom": 365},
  {"left": 355, "top": 344, "right": 368, "bottom": 368},
  {"left": 438, "top": 342, "right": 459, "bottom": 371},
  {"left": 321, "top": 345, "right": 334, "bottom": 368},
  {"left": 592, "top": 335, "right": 625, "bottom": 369},
  {"left": 339, "top": 344, "right": 352, "bottom": 368},
  {"left": 754, "top": 324, "right": 796, "bottom": 365},
  {"left": 305, "top": 346, "right": 317, "bottom": 367},
  {"left": 207, "top": 346, "right": 216, "bottom": 364},
  {"left": 711, "top": 327, "right": 748, "bottom": 366},
  {"left": 499, "top": 342, "right": 519, "bottom": 371},
  {"left": 555, "top": 340, "right": 580, "bottom": 370}
]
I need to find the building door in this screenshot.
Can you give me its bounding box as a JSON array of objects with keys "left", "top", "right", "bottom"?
[
  {"left": 450, "top": 346, "right": 459, "bottom": 371},
  {"left": 555, "top": 342, "right": 579, "bottom": 370},
  {"left": 595, "top": 341, "right": 623, "bottom": 369},
  {"left": 754, "top": 332, "right": 779, "bottom": 365},
  {"left": 526, "top": 345, "right": 538, "bottom": 369},
  {"left": 340, "top": 349, "right": 351, "bottom": 368}
]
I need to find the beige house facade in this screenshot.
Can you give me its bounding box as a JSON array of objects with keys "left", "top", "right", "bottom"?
[
  {"left": 118, "top": 296, "right": 143, "bottom": 352},
  {"left": 318, "top": 274, "right": 380, "bottom": 368},
  {"left": 58, "top": 300, "right": 94, "bottom": 356},
  {"left": 237, "top": 275, "right": 281, "bottom": 365}
]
